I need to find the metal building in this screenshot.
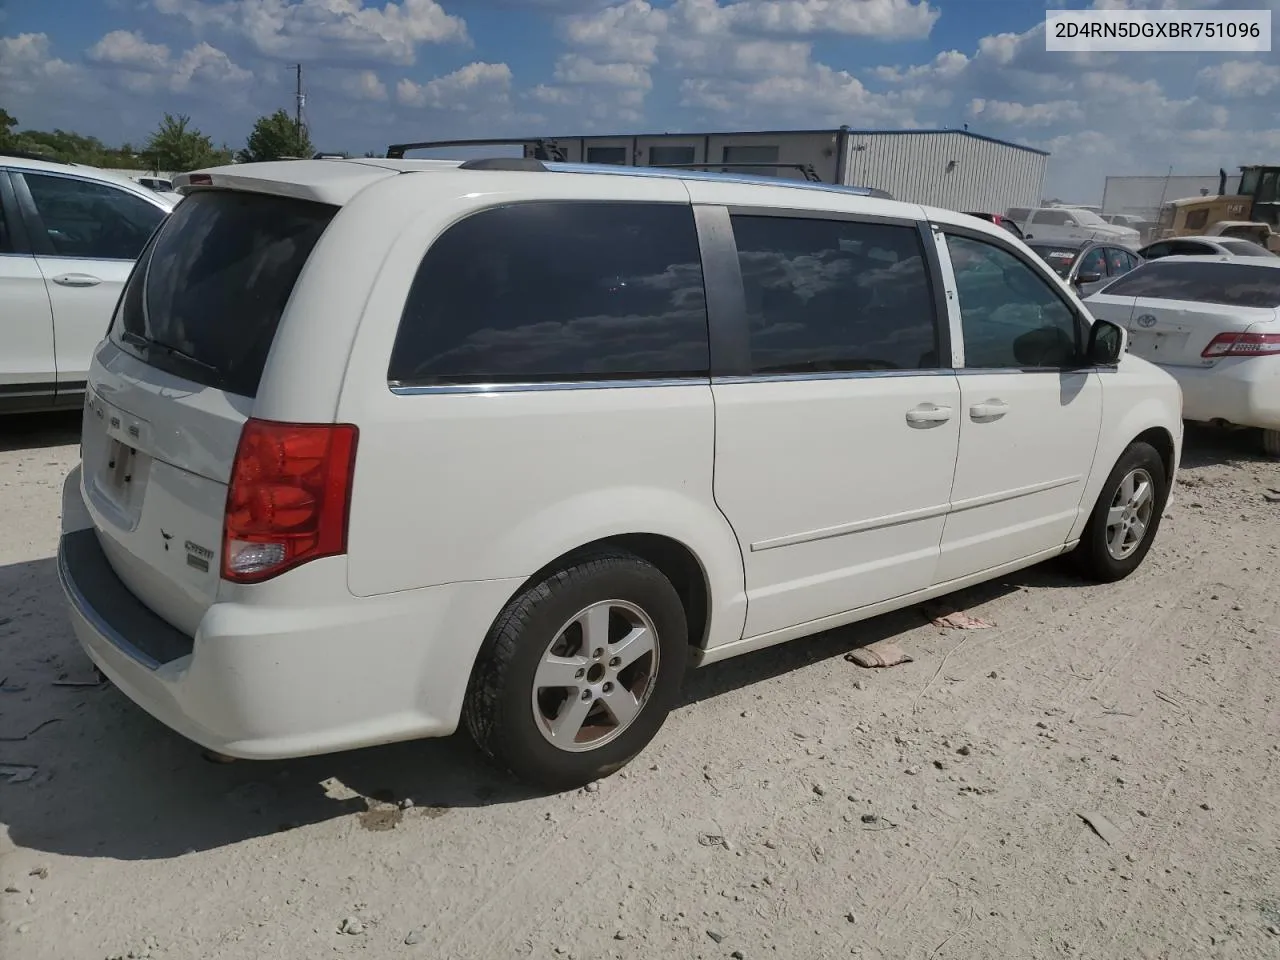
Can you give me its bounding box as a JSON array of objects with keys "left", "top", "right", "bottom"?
[
  {"left": 1100, "top": 174, "right": 1224, "bottom": 221},
  {"left": 386, "top": 127, "right": 1048, "bottom": 214}
]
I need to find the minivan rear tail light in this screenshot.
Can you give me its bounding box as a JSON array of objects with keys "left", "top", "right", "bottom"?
[
  {"left": 1201, "top": 332, "right": 1280, "bottom": 358},
  {"left": 222, "top": 419, "right": 358, "bottom": 584}
]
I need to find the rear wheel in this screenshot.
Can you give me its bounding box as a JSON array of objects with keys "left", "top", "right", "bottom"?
[
  {"left": 463, "top": 550, "right": 688, "bottom": 791},
  {"left": 1073, "top": 441, "right": 1167, "bottom": 582},
  {"left": 1262, "top": 429, "right": 1280, "bottom": 459}
]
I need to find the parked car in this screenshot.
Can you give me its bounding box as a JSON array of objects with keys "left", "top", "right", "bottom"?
[
  {"left": 1085, "top": 255, "right": 1280, "bottom": 456},
  {"left": 133, "top": 176, "right": 174, "bottom": 193},
  {"left": 1138, "top": 235, "right": 1276, "bottom": 260},
  {"left": 963, "top": 211, "right": 1025, "bottom": 239},
  {"left": 1026, "top": 239, "right": 1143, "bottom": 298},
  {"left": 1018, "top": 206, "right": 1142, "bottom": 246},
  {"left": 58, "top": 158, "right": 1183, "bottom": 789},
  {"left": 1, "top": 155, "right": 177, "bottom": 413}
]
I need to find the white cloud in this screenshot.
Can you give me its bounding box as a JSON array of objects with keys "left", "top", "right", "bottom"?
[
  {"left": 170, "top": 41, "right": 253, "bottom": 90},
  {"left": 396, "top": 61, "right": 512, "bottom": 110},
  {"left": 88, "top": 29, "right": 170, "bottom": 71},
  {"left": 0, "top": 33, "right": 85, "bottom": 98},
  {"left": 968, "top": 98, "right": 1083, "bottom": 127},
  {"left": 1198, "top": 59, "right": 1280, "bottom": 97},
  {"left": 553, "top": 54, "right": 651, "bottom": 89},
  {"left": 560, "top": 0, "right": 668, "bottom": 64},
  {"left": 152, "top": 0, "right": 469, "bottom": 65},
  {"left": 704, "top": 0, "right": 940, "bottom": 39},
  {"left": 338, "top": 69, "right": 390, "bottom": 101}
]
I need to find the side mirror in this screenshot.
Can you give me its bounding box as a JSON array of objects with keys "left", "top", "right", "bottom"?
[
  {"left": 1086, "top": 318, "right": 1125, "bottom": 365},
  {"left": 1076, "top": 271, "right": 1103, "bottom": 285}
]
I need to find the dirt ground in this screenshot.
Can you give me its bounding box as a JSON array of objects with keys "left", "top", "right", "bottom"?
[{"left": 1, "top": 412, "right": 1279, "bottom": 960}]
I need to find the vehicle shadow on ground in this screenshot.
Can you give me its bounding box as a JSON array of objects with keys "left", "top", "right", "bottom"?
[
  {"left": 1178, "top": 423, "right": 1269, "bottom": 469},
  {"left": 0, "top": 554, "right": 1055, "bottom": 863},
  {"left": 0, "top": 411, "right": 80, "bottom": 453}
]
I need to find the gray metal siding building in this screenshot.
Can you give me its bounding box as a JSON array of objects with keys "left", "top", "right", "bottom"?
[{"left": 514, "top": 128, "right": 1048, "bottom": 214}]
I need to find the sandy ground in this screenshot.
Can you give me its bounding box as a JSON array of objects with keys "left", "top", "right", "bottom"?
[{"left": 1, "top": 412, "right": 1279, "bottom": 960}]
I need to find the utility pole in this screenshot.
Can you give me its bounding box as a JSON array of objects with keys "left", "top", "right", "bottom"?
[{"left": 294, "top": 63, "right": 305, "bottom": 145}]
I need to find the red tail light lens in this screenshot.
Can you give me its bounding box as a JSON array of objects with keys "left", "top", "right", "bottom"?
[
  {"left": 222, "top": 419, "right": 358, "bottom": 584},
  {"left": 1201, "top": 332, "right": 1280, "bottom": 358}
]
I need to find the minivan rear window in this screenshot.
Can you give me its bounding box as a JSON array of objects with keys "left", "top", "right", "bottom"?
[
  {"left": 111, "top": 190, "right": 337, "bottom": 397},
  {"left": 1099, "top": 260, "right": 1280, "bottom": 308}
]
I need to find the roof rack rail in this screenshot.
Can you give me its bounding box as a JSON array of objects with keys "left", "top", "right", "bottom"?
[
  {"left": 0, "top": 150, "right": 66, "bottom": 164},
  {"left": 658, "top": 161, "right": 825, "bottom": 183},
  {"left": 386, "top": 137, "right": 568, "bottom": 162}
]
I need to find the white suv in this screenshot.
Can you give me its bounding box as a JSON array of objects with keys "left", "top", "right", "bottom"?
[
  {"left": 1, "top": 155, "right": 177, "bottom": 413},
  {"left": 58, "top": 158, "right": 1183, "bottom": 789}
]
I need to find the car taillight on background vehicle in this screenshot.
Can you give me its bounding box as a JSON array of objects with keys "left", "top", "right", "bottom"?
[
  {"left": 222, "top": 419, "right": 358, "bottom": 584},
  {"left": 1201, "top": 332, "right": 1280, "bottom": 358}
]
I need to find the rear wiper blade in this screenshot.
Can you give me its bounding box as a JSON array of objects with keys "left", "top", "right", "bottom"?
[{"left": 121, "top": 330, "right": 223, "bottom": 383}]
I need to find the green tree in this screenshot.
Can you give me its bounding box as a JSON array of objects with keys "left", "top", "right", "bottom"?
[
  {"left": 238, "top": 109, "right": 313, "bottom": 163},
  {"left": 0, "top": 108, "right": 18, "bottom": 149},
  {"left": 144, "top": 113, "right": 228, "bottom": 172}
]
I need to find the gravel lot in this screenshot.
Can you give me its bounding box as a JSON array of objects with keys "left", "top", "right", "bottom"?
[{"left": 2, "top": 412, "right": 1279, "bottom": 960}]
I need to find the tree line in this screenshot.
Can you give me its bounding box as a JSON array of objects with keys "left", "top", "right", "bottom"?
[{"left": 0, "top": 106, "right": 327, "bottom": 172}]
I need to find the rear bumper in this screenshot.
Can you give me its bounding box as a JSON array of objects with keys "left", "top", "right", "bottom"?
[
  {"left": 58, "top": 468, "right": 521, "bottom": 759},
  {"left": 1162, "top": 359, "right": 1280, "bottom": 431}
]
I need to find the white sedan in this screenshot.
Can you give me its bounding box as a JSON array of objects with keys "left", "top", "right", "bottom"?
[
  {"left": 1138, "top": 235, "right": 1276, "bottom": 260},
  {"left": 1085, "top": 255, "right": 1280, "bottom": 456}
]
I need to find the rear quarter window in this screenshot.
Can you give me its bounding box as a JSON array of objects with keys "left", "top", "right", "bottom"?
[
  {"left": 112, "top": 189, "right": 337, "bottom": 397},
  {"left": 1100, "top": 261, "right": 1280, "bottom": 308},
  {"left": 388, "top": 201, "right": 710, "bottom": 386}
]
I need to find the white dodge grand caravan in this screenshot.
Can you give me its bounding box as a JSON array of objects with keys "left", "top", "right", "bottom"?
[{"left": 58, "top": 157, "right": 1182, "bottom": 789}]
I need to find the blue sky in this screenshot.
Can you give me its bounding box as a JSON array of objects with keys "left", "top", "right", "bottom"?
[{"left": 2, "top": 0, "right": 1278, "bottom": 201}]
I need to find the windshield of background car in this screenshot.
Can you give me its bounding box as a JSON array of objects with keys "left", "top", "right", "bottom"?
[
  {"left": 1072, "top": 210, "right": 1109, "bottom": 226},
  {"left": 1027, "top": 244, "right": 1078, "bottom": 278},
  {"left": 1100, "top": 260, "right": 1280, "bottom": 308}
]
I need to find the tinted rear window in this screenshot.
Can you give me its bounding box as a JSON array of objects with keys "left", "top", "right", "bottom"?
[
  {"left": 1100, "top": 260, "right": 1280, "bottom": 308},
  {"left": 388, "top": 201, "right": 709, "bottom": 386},
  {"left": 1028, "top": 245, "right": 1079, "bottom": 278},
  {"left": 112, "top": 190, "right": 336, "bottom": 397}
]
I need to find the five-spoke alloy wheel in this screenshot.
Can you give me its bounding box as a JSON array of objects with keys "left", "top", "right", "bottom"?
[
  {"left": 464, "top": 549, "right": 688, "bottom": 790},
  {"left": 532, "top": 600, "right": 660, "bottom": 752},
  {"left": 1075, "top": 440, "right": 1168, "bottom": 582}
]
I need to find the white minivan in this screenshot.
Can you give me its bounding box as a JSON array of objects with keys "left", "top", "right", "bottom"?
[{"left": 58, "top": 158, "right": 1183, "bottom": 789}]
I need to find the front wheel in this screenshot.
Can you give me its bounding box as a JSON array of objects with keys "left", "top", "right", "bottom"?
[
  {"left": 463, "top": 550, "right": 688, "bottom": 791},
  {"left": 1073, "top": 441, "right": 1168, "bottom": 582}
]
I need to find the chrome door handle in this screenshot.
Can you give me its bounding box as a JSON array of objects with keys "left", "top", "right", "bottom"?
[
  {"left": 970, "top": 400, "right": 1009, "bottom": 421},
  {"left": 52, "top": 273, "right": 102, "bottom": 288},
  {"left": 905, "top": 403, "right": 953, "bottom": 426}
]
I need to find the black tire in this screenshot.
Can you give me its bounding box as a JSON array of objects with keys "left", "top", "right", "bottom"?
[
  {"left": 463, "top": 549, "right": 689, "bottom": 791},
  {"left": 1073, "top": 441, "right": 1168, "bottom": 583}
]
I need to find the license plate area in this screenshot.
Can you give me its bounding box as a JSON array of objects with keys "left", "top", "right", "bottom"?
[{"left": 84, "top": 391, "right": 154, "bottom": 531}]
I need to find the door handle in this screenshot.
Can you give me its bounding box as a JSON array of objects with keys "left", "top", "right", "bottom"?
[
  {"left": 52, "top": 273, "right": 103, "bottom": 288},
  {"left": 905, "top": 403, "right": 953, "bottom": 426},
  {"left": 970, "top": 399, "right": 1009, "bottom": 421}
]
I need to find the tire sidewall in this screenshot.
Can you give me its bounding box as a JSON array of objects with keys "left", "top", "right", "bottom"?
[
  {"left": 1083, "top": 442, "right": 1168, "bottom": 580},
  {"left": 476, "top": 556, "right": 688, "bottom": 789}
]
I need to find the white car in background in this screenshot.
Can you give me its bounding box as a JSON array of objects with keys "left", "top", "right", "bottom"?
[
  {"left": 1, "top": 155, "right": 176, "bottom": 413},
  {"left": 1138, "top": 236, "right": 1277, "bottom": 260},
  {"left": 1019, "top": 206, "right": 1142, "bottom": 247},
  {"left": 1085, "top": 255, "right": 1280, "bottom": 456}
]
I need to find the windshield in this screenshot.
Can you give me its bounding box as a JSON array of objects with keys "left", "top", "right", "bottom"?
[
  {"left": 110, "top": 189, "right": 337, "bottom": 397},
  {"left": 1100, "top": 260, "right": 1280, "bottom": 308},
  {"left": 1028, "top": 244, "right": 1078, "bottom": 278},
  {"left": 1071, "top": 209, "right": 1109, "bottom": 226}
]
